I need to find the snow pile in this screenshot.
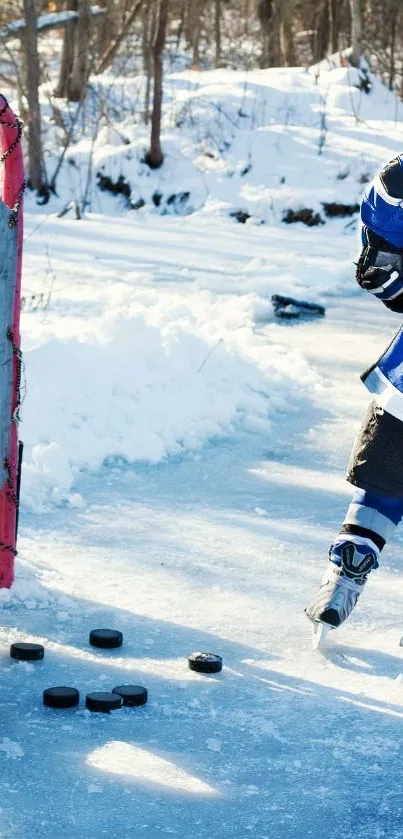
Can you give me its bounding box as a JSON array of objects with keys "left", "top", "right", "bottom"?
[{"left": 21, "top": 261, "right": 316, "bottom": 511}]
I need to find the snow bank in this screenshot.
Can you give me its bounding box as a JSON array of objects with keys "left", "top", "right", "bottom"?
[
  {"left": 21, "top": 266, "right": 316, "bottom": 511},
  {"left": 37, "top": 64, "right": 403, "bottom": 225}
]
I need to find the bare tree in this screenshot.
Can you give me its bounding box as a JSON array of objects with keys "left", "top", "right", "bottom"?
[
  {"left": 146, "top": 0, "right": 169, "bottom": 169},
  {"left": 54, "top": 0, "right": 78, "bottom": 98},
  {"left": 387, "top": 0, "right": 400, "bottom": 89},
  {"left": 96, "top": 0, "right": 143, "bottom": 74},
  {"left": 23, "top": 0, "right": 47, "bottom": 192},
  {"left": 189, "top": 0, "right": 202, "bottom": 69},
  {"left": 214, "top": 0, "right": 222, "bottom": 67},
  {"left": 258, "top": 0, "right": 281, "bottom": 67},
  {"left": 68, "top": 0, "right": 91, "bottom": 101},
  {"left": 279, "top": 0, "right": 296, "bottom": 65},
  {"left": 97, "top": 0, "right": 118, "bottom": 60},
  {"left": 349, "top": 0, "right": 362, "bottom": 66},
  {"left": 313, "top": 0, "right": 331, "bottom": 62},
  {"left": 142, "top": 0, "right": 155, "bottom": 124}
]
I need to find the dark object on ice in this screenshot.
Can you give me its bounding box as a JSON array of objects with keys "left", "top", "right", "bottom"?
[
  {"left": 322, "top": 201, "right": 360, "bottom": 218},
  {"left": 230, "top": 209, "right": 250, "bottom": 224},
  {"left": 188, "top": 652, "right": 223, "bottom": 674},
  {"left": 43, "top": 686, "right": 80, "bottom": 708},
  {"left": 89, "top": 629, "right": 123, "bottom": 649},
  {"left": 271, "top": 294, "right": 325, "bottom": 320},
  {"left": 86, "top": 692, "right": 122, "bottom": 713},
  {"left": 10, "top": 642, "right": 45, "bottom": 661},
  {"left": 282, "top": 208, "right": 324, "bottom": 227},
  {"left": 112, "top": 685, "right": 148, "bottom": 707}
]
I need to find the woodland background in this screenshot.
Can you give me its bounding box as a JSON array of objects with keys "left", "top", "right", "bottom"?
[{"left": 0, "top": 1, "right": 395, "bottom": 192}]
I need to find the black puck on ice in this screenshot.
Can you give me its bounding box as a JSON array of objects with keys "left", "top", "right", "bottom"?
[
  {"left": 188, "top": 652, "right": 223, "bottom": 674},
  {"left": 86, "top": 692, "right": 122, "bottom": 713},
  {"left": 10, "top": 642, "right": 45, "bottom": 662},
  {"left": 112, "top": 685, "right": 148, "bottom": 707},
  {"left": 89, "top": 629, "right": 123, "bottom": 649},
  {"left": 43, "top": 687, "right": 80, "bottom": 709}
]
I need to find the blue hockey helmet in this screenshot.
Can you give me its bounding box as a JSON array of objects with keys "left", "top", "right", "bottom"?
[{"left": 361, "top": 156, "right": 403, "bottom": 248}]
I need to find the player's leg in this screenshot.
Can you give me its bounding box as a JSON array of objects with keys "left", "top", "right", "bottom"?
[{"left": 306, "top": 401, "right": 403, "bottom": 627}]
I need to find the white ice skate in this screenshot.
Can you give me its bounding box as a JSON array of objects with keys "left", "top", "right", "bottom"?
[{"left": 305, "top": 542, "right": 378, "bottom": 648}]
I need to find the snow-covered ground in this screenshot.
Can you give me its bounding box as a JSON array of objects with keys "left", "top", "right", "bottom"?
[{"left": 2, "top": 65, "right": 403, "bottom": 837}]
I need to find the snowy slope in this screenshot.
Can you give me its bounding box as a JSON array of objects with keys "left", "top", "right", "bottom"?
[
  {"left": 40, "top": 63, "right": 403, "bottom": 222},
  {"left": 1, "top": 65, "right": 403, "bottom": 837}
]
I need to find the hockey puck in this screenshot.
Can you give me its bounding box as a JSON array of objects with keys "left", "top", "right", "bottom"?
[
  {"left": 43, "top": 687, "right": 80, "bottom": 709},
  {"left": 86, "top": 692, "right": 122, "bottom": 713},
  {"left": 188, "top": 652, "right": 223, "bottom": 674},
  {"left": 89, "top": 629, "right": 123, "bottom": 649},
  {"left": 10, "top": 642, "right": 45, "bottom": 662},
  {"left": 112, "top": 685, "right": 148, "bottom": 707}
]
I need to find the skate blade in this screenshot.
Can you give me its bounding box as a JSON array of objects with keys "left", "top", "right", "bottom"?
[{"left": 311, "top": 621, "right": 330, "bottom": 650}]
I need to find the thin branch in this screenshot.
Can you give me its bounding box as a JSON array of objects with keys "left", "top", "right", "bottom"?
[{"left": 95, "top": 0, "right": 143, "bottom": 74}]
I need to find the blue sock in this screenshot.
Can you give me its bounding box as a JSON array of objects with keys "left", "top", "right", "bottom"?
[{"left": 334, "top": 488, "right": 403, "bottom": 558}]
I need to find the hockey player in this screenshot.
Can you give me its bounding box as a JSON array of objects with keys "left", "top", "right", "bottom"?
[{"left": 306, "top": 155, "right": 403, "bottom": 628}]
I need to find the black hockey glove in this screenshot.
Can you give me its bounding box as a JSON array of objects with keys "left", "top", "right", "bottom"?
[{"left": 356, "top": 228, "right": 403, "bottom": 313}]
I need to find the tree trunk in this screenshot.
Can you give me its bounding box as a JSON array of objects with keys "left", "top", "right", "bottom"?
[
  {"left": 96, "top": 0, "right": 143, "bottom": 75},
  {"left": 314, "top": 0, "right": 330, "bottom": 63},
  {"left": 214, "top": 0, "right": 221, "bottom": 67},
  {"left": 68, "top": 0, "right": 91, "bottom": 101},
  {"left": 327, "top": 0, "right": 334, "bottom": 54},
  {"left": 258, "top": 0, "right": 280, "bottom": 67},
  {"left": 23, "top": 0, "right": 46, "bottom": 191},
  {"left": 97, "top": 0, "right": 117, "bottom": 61},
  {"left": 142, "top": 0, "right": 154, "bottom": 124},
  {"left": 331, "top": 0, "right": 341, "bottom": 52},
  {"left": 146, "top": 0, "right": 169, "bottom": 169},
  {"left": 176, "top": 0, "right": 186, "bottom": 48},
  {"left": 190, "top": 0, "right": 202, "bottom": 69},
  {"left": 388, "top": 0, "right": 400, "bottom": 90},
  {"left": 349, "top": 0, "right": 362, "bottom": 66},
  {"left": 279, "top": 0, "right": 296, "bottom": 66},
  {"left": 54, "top": 0, "right": 78, "bottom": 98}
]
